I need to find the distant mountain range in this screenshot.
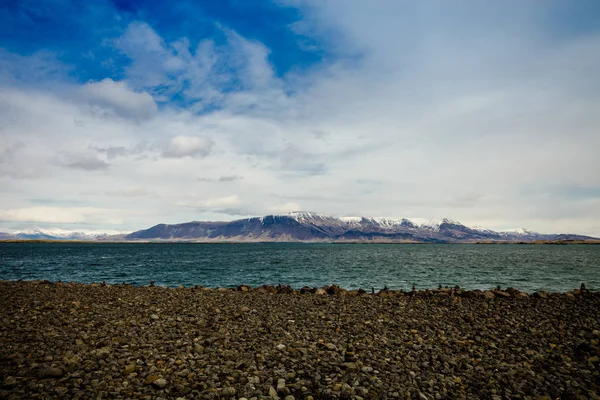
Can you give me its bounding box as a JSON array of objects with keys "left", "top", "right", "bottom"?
[
  {"left": 0, "top": 228, "right": 122, "bottom": 241},
  {"left": 3, "top": 211, "right": 594, "bottom": 243}
]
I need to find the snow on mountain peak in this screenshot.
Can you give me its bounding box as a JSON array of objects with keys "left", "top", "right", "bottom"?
[
  {"left": 418, "top": 217, "right": 463, "bottom": 231},
  {"left": 13, "top": 227, "right": 125, "bottom": 239},
  {"left": 499, "top": 228, "right": 537, "bottom": 236}
]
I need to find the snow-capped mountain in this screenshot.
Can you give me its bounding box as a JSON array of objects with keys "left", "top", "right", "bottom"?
[
  {"left": 3, "top": 213, "right": 594, "bottom": 242},
  {"left": 8, "top": 228, "right": 126, "bottom": 240},
  {"left": 125, "top": 212, "right": 597, "bottom": 242}
]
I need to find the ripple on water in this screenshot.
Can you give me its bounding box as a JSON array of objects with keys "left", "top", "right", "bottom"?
[{"left": 0, "top": 243, "right": 598, "bottom": 292}]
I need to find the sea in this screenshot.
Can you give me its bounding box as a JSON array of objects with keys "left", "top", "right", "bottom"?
[{"left": 0, "top": 243, "right": 599, "bottom": 292}]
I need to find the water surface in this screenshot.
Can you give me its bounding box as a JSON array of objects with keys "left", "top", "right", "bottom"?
[{"left": 1, "top": 243, "right": 598, "bottom": 292}]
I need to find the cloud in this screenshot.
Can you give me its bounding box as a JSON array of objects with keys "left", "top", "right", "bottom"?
[
  {"left": 0, "top": 49, "right": 69, "bottom": 85},
  {"left": 114, "top": 21, "right": 289, "bottom": 114},
  {"left": 107, "top": 186, "right": 154, "bottom": 198},
  {"left": 161, "top": 135, "right": 214, "bottom": 158},
  {"left": 0, "top": 206, "right": 122, "bottom": 224},
  {"left": 198, "top": 175, "right": 243, "bottom": 182},
  {"left": 268, "top": 202, "right": 303, "bottom": 214},
  {"left": 92, "top": 142, "right": 151, "bottom": 160},
  {"left": 80, "top": 78, "right": 158, "bottom": 120},
  {"left": 203, "top": 195, "right": 241, "bottom": 207},
  {"left": 176, "top": 195, "right": 242, "bottom": 211},
  {"left": 2, "top": 2, "right": 600, "bottom": 236},
  {"left": 0, "top": 140, "right": 45, "bottom": 179},
  {"left": 218, "top": 175, "right": 242, "bottom": 182},
  {"left": 57, "top": 153, "right": 110, "bottom": 171}
]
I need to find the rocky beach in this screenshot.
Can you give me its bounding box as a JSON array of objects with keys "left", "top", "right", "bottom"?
[{"left": 1, "top": 281, "right": 599, "bottom": 399}]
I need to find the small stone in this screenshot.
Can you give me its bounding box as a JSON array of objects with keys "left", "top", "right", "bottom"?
[
  {"left": 483, "top": 291, "right": 495, "bottom": 300},
  {"left": 153, "top": 378, "right": 167, "bottom": 388},
  {"left": 322, "top": 343, "right": 337, "bottom": 351},
  {"left": 276, "top": 344, "right": 286, "bottom": 350},
  {"left": 222, "top": 386, "right": 236, "bottom": 396},
  {"left": 145, "top": 375, "right": 159, "bottom": 385},
  {"left": 277, "top": 378, "right": 286, "bottom": 392},
  {"left": 241, "top": 306, "right": 250, "bottom": 312},
  {"left": 123, "top": 364, "right": 136, "bottom": 375},
  {"left": 150, "top": 314, "right": 159, "bottom": 320},
  {"left": 418, "top": 392, "right": 428, "bottom": 400},
  {"left": 284, "top": 396, "right": 295, "bottom": 400},
  {"left": 315, "top": 289, "right": 327, "bottom": 295},
  {"left": 342, "top": 362, "right": 358, "bottom": 370},
  {"left": 269, "top": 386, "right": 279, "bottom": 399}
]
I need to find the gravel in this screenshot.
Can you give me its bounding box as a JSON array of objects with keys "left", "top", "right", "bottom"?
[{"left": 1, "top": 280, "right": 599, "bottom": 399}]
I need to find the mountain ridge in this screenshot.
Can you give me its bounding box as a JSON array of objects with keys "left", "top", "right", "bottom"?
[
  {"left": 2, "top": 212, "right": 596, "bottom": 242},
  {"left": 124, "top": 212, "right": 596, "bottom": 243}
]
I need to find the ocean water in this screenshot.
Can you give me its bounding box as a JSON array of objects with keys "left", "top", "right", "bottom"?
[{"left": 0, "top": 243, "right": 599, "bottom": 292}]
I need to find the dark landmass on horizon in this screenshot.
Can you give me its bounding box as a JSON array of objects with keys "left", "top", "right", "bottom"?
[
  {"left": 2, "top": 212, "right": 597, "bottom": 243},
  {"left": 1, "top": 239, "right": 600, "bottom": 245}
]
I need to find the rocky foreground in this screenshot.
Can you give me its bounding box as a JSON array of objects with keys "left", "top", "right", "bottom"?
[{"left": 1, "top": 281, "right": 599, "bottom": 400}]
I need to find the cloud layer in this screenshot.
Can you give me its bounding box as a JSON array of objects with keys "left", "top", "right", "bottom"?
[{"left": 1, "top": 1, "right": 599, "bottom": 236}]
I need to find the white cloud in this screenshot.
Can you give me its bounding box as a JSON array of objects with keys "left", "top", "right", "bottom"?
[
  {"left": 80, "top": 78, "right": 157, "bottom": 120},
  {"left": 161, "top": 135, "right": 214, "bottom": 158},
  {"left": 1, "top": 3, "right": 600, "bottom": 236},
  {"left": 56, "top": 152, "right": 110, "bottom": 171},
  {"left": 0, "top": 206, "right": 123, "bottom": 224},
  {"left": 203, "top": 195, "right": 241, "bottom": 207},
  {"left": 269, "top": 202, "right": 303, "bottom": 214},
  {"left": 176, "top": 195, "right": 242, "bottom": 209}
]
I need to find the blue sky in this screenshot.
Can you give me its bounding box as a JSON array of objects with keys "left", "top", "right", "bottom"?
[{"left": 1, "top": 0, "right": 600, "bottom": 235}]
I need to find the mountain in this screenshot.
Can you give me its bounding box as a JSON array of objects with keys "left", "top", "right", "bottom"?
[
  {"left": 7, "top": 228, "right": 125, "bottom": 241},
  {"left": 125, "top": 211, "right": 597, "bottom": 243},
  {"left": 3, "top": 212, "right": 594, "bottom": 242}
]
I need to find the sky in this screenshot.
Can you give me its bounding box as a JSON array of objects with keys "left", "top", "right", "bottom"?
[{"left": 1, "top": 0, "right": 600, "bottom": 236}]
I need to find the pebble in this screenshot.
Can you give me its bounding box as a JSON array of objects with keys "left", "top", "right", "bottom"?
[
  {"left": 277, "top": 378, "right": 286, "bottom": 392},
  {"left": 152, "top": 378, "right": 167, "bottom": 388},
  {"left": 222, "top": 386, "right": 236, "bottom": 396}
]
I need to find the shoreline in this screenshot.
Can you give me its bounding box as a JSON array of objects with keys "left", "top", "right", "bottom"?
[
  {"left": 1, "top": 281, "right": 599, "bottom": 399},
  {"left": 1, "top": 279, "right": 598, "bottom": 297}
]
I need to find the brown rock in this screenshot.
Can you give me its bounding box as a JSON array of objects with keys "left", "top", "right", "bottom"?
[
  {"left": 123, "top": 364, "right": 137, "bottom": 375},
  {"left": 493, "top": 290, "right": 511, "bottom": 298},
  {"left": 483, "top": 291, "right": 496, "bottom": 300}
]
